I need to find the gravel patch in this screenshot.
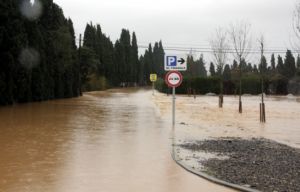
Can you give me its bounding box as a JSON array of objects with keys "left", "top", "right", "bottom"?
[{"left": 179, "top": 138, "right": 300, "bottom": 192}]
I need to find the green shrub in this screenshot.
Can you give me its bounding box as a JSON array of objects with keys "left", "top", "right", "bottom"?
[
  {"left": 82, "top": 74, "right": 110, "bottom": 92},
  {"left": 155, "top": 75, "right": 275, "bottom": 95}
]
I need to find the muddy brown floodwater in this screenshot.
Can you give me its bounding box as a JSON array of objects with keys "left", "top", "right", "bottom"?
[
  {"left": 154, "top": 92, "right": 300, "bottom": 149},
  {"left": 0, "top": 89, "right": 233, "bottom": 192}
]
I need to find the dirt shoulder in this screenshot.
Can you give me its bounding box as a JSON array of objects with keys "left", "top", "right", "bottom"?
[{"left": 179, "top": 138, "right": 300, "bottom": 192}]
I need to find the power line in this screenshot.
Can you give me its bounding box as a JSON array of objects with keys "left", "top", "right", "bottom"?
[
  {"left": 137, "top": 45, "right": 294, "bottom": 54},
  {"left": 76, "top": 38, "right": 299, "bottom": 54}
]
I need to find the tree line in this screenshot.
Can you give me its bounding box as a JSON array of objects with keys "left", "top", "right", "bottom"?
[
  {"left": 1, "top": 0, "right": 300, "bottom": 107},
  {"left": 80, "top": 23, "right": 165, "bottom": 90},
  {"left": 0, "top": 0, "right": 166, "bottom": 105},
  {"left": 0, "top": 0, "right": 79, "bottom": 105},
  {"left": 156, "top": 50, "right": 300, "bottom": 95},
  {"left": 210, "top": 51, "right": 300, "bottom": 82},
  {"left": 209, "top": 50, "right": 300, "bottom": 94}
]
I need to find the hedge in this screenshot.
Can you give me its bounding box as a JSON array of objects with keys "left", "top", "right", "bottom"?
[{"left": 155, "top": 76, "right": 287, "bottom": 95}]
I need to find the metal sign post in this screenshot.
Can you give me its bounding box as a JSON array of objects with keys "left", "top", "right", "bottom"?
[
  {"left": 172, "top": 87, "right": 175, "bottom": 126},
  {"left": 165, "top": 71, "right": 183, "bottom": 126}
]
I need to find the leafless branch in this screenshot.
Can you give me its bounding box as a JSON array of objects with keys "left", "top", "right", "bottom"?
[
  {"left": 228, "top": 21, "right": 252, "bottom": 62},
  {"left": 293, "top": 2, "right": 300, "bottom": 52},
  {"left": 209, "top": 27, "right": 229, "bottom": 75}
]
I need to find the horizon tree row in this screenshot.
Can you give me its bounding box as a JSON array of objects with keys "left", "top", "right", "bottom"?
[{"left": 209, "top": 50, "right": 300, "bottom": 81}]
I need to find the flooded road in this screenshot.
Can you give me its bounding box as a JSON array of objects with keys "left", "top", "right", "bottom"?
[
  {"left": 0, "top": 89, "right": 233, "bottom": 192},
  {"left": 154, "top": 92, "right": 300, "bottom": 148}
]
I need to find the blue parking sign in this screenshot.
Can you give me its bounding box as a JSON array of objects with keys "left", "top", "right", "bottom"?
[
  {"left": 166, "top": 56, "right": 177, "bottom": 66},
  {"left": 164, "top": 54, "right": 187, "bottom": 71}
]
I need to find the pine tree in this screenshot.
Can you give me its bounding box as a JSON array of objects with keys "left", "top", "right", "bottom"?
[
  {"left": 296, "top": 55, "right": 300, "bottom": 76},
  {"left": 114, "top": 40, "right": 125, "bottom": 84},
  {"left": 259, "top": 55, "right": 268, "bottom": 74},
  {"left": 158, "top": 41, "right": 165, "bottom": 78},
  {"left": 185, "top": 55, "right": 194, "bottom": 77},
  {"left": 102, "top": 36, "right": 114, "bottom": 83},
  {"left": 223, "top": 64, "right": 231, "bottom": 81},
  {"left": 271, "top": 53, "right": 276, "bottom": 71},
  {"left": 139, "top": 55, "right": 145, "bottom": 85},
  {"left": 142, "top": 44, "right": 154, "bottom": 83},
  {"left": 153, "top": 42, "right": 159, "bottom": 75},
  {"left": 246, "top": 63, "right": 253, "bottom": 73},
  {"left": 209, "top": 62, "right": 216, "bottom": 76},
  {"left": 95, "top": 24, "right": 104, "bottom": 75},
  {"left": 277, "top": 55, "right": 284, "bottom": 75},
  {"left": 196, "top": 54, "right": 207, "bottom": 77},
  {"left": 130, "top": 32, "right": 139, "bottom": 83},
  {"left": 232, "top": 60, "right": 238, "bottom": 70},
  {"left": 253, "top": 64, "right": 259, "bottom": 73},
  {"left": 120, "top": 29, "right": 131, "bottom": 83},
  {"left": 240, "top": 58, "right": 247, "bottom": 73},
  {"left": 297, "top": 55, "right": 300, "bottom": 69},
  {"left": 283, "top": 50, "right": 296, "bottom": 79}
]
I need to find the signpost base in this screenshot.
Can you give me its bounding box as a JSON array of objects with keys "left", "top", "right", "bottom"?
[
  {"left": 165, "top": 71, "right": 183, "bottom": 127},
  {"left": 152, "top": 82, "right": 155, "bottom": 96},
  {"left": 172, "top": 87, "right": 175, "bottom": 126}
]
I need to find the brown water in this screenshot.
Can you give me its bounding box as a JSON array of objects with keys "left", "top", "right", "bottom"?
[
  {"left": 154, "top": 92, "right": 300, "bottom": 148},
  {"left": 0, "top": 89, "right": 233, "bottom": 192}
]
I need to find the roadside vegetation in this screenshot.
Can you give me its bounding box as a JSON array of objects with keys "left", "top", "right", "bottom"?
[{"left": 1, "top": 0, "right": 300, "bottom": 106}]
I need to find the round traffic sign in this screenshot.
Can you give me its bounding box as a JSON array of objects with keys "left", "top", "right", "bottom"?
[{"left": 165, "top": 71, "right": 183, "bottom": 88}]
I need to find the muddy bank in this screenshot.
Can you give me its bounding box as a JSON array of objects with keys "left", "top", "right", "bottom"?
[{"left": 179, "top": 138, "right": 300, "bottom": 192}]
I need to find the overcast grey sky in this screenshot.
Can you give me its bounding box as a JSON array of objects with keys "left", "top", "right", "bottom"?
[{"left": 54, "top": 0, "right": 298, "bottom": 62}]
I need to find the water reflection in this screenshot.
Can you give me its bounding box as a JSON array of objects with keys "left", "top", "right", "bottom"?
[
  {"left": 0, "top": 89, "right": 232, "bottom": 192},
  {"left": 20, "top": 0, "right": 43, "bottom": 21}
]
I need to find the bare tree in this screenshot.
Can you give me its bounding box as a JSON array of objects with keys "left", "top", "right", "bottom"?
[
  {"left": 228, "top": 21, "right": 252, "bottom": 113},
  {"left": 258, "top": 35, "right": 266, "bottom": 122},
  {"left": 293, "top": 1, "right": 300, "bottom": 53},
  {"left": 209, "top": 27, "right": 229, "bottom": 108},
  {"left": 293, "top": 1, "right": 300, "bottom": 76}
]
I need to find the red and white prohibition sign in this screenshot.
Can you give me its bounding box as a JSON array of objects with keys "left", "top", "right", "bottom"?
[{"left": 165, "top": 71, "right": 183, "bottom": 88}]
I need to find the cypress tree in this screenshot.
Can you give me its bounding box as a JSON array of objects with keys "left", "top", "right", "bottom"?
[
  {"left": 139, "top": 55, "right": 145, "bottom": 85},
  {"left": 296, "top": 55, "right": 300, "bottom": 76},
  {"left": 142, "top": 44, "right": 154, "bottom": 83},
  {"left": 196, "top": 54, "right": 207, "bottom": 77},
  {"left": 259, "top": 55, "right": 267, "bottom": 74},
  {"left": 283, "top": 50, "right": 296, "bottom": 79},
  {"left": 130, "top": 32, "right": 139, "bottom": 83},
  {"left": 223, "top": 64, "right": 231, "bottom": 81},
  {"left": 153, "top": 42, "right": 160, "bottom": 76},
  {"left": 102, "top": 36, "right": 114, "bottom": 83},
  {"left": 187, "top": 55, "right": 195, "bottom": 77},
  {"left": 209, "top": 62, "right": 216, "bottom": 76},
  {"left": 277, "top": 55, "right": 284, "bottom": 75},
  {"left": 114, "top": 40, "right": 126, "bottom": 84},
  {"left": 246, "top": 63, "right": 253, "bottom": 73},
  {"left": 297, "top": 55, "right": 300, "bottom": 69},
  {"left": 158, "top": 41, "right": 165, "bottom": 78},
  {"left": 253, "top": 64, "right": 259, "bottom": 73},
  {"left": 119, "top": 29, "right": 131, "bottom": 83},
  {"left": 271, "top": 53, "right": 276, "bottom": 71},
  {"left": 232, "top": 60, "right": 238, "bottom": 70}
]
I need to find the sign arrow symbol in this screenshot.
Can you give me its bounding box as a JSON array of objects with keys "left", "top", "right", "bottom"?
[{"left": 178, "top": 58, "right": 185, "bottom": 65}]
